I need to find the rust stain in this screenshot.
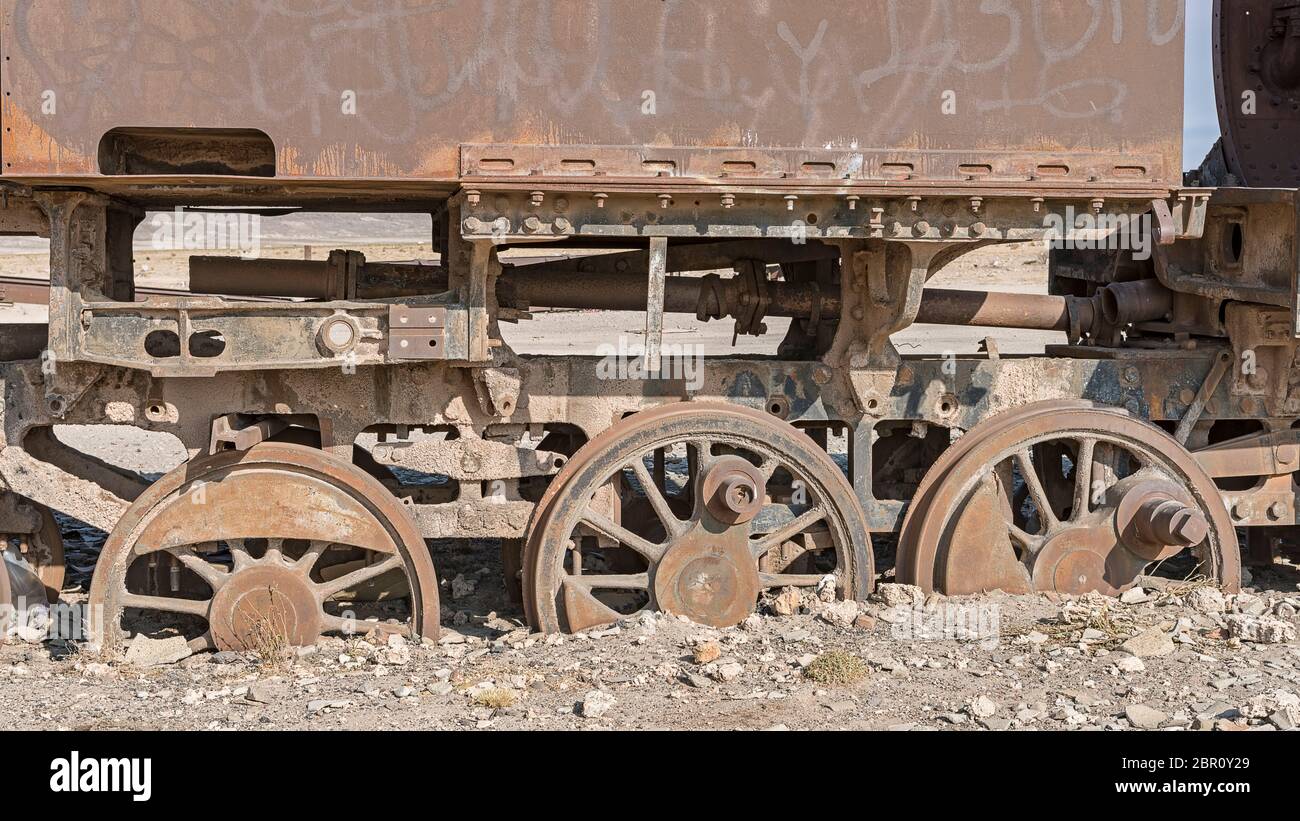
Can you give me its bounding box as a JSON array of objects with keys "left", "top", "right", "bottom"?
[{"left": 0, "top": 101, "right": 93, "bottom": 175}]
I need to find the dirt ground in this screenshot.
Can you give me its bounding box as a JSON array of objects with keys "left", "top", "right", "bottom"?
[
  {"left": 2, "top": 572, "right": 1297, "bottom": 731},
  {"left": 3, "top": 239, "right": 1297, "bottom": 731}
]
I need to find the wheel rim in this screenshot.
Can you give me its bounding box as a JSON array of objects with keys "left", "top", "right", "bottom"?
[
  {"left": 89, "top": 443, "right": 440, "bottom": 654},
  {"left": 524, "top": 403, "right": 871, "bottom": 632},
  {"left": 901, "top": 405, "right": 1240, "bottom": 596}
]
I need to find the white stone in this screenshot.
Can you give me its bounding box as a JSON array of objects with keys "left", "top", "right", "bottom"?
[
  {"left": 818, "top": 599, "right": 860, "bottom": 628},
  {"left": 968, "top": 695, "right": 998, "bottom": 719},
  {"left": 1119, "top": 587, "right": 1149, "bottom": 605},
  {"left": 876, "top": 583, "right": 924, "bottom": 609},
  {"left": 1225, "top": 614, "right": 1296, "bottom": 644},
  {"left": 1186, "top": 587, "right": 1227, "bottom": 615},
  {"left": 578, "top": 690, "right": 616, "bottom": 719},
  {"left": 1116, "top": 655, "right": 1147, "bottom": 673}
]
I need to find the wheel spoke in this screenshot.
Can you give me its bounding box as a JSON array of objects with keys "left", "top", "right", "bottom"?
[
  {"left": 631, "top": 458, "right": 683, "bottom": 538},
  {"left": 187, "top": 631, "right": 217, "bottom": 652},
  {"left": 562, "top": 572, "right": 649, "bottom": 590},
  {"left": 1014, "top": 449, "right": 1058, "bottom": 530},
  {"left": 315, "top": 554, "right": 403, "bottom": 598},
  {"left": 759, "top": 572, "right": 828, "bottom": 589},
  {"left": 1071, "top": 438, "right": 1096, "bottom": 520},
  {"left": 1007, "top": 522, "right": 1044, "bottom": 556},
  {"left": 578, "top": 509, "right": 665, "bottom": 562},
  {"left": 167, "top": 546, "right": 230, "bottom": 590},
  {"left": 690, "top": 439, "right": 714, "bottom": 473},
  {"left": 751, "top": 507, "right": 827, "bottom": 559},
  {"left": 263, "top": 537, "right": 284, "bottom": 566},
  {"left": 228, "top": 538, "right": 254, "bottom": 572},
  {"left": 295, "top": 540, "right": 332, "bottom": 575},
  {"left": 120, "top": 592, "right": 210, "bottom": 618},
  {"left": 558, "top": 579, "right": 631, "bottom": 632}
]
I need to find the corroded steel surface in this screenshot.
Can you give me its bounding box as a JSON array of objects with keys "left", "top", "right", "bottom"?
[
  {"left": 1214, "top": 0, "right": 1300, "bottom": 186},
  {"left": 0, "top": 0, "right": 1184, "bottom": 188}
]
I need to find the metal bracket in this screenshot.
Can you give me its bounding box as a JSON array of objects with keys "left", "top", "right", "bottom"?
[
  {"left": 1174, "top": 350, "right": 1232, "bottom": 445},
  {"left": 388, "top": 305, "right": 449, "bottom": 360},
  {"left": 645, "top": 237, "right": 667, "bottom": 373}
]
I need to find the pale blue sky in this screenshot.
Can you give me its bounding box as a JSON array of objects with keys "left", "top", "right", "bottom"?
[{"left": 1184, "top": 1, "right": 1217, "bottom": 167}]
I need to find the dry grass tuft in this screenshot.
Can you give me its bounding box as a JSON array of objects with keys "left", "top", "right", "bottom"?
[
  {"left": 233, "top": 588, "right": 293, "bottom": 671},
  {"left": 472, "top": 688, "right": 517, "bottom": 710},
  {"left": 803, "top": 650, "right": 868, "bottom": 686}
]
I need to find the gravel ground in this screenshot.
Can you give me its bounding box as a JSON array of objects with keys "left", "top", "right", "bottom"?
[{"left": 2, "top": 561, "right": 1299, "bottom": 731}]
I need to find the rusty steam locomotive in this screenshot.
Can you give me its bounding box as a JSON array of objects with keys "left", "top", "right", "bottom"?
[{"left": 0, "top": 1, "right": 1291, "bottom": 653}]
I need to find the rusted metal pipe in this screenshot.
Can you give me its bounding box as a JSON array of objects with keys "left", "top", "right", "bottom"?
[
  {"left": 500, "top": 267, "right": 834, "bottom": 319},
  {"left": 183, "top": 254, "right": 1104, "bottom": 333},
  {"left": 1100, "top": 278, "right": 1173, "bottom": 326},
  {"left": 190, "top": 253, "right": 443, "bottom": 299},
  {"left": 914, "top": 288, "right": 1072, "bottom": 331},
  {"left": 190, "top": 256, "right": 343, "bottom": 298}
]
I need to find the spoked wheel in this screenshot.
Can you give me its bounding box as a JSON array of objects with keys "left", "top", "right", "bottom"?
[
  {"left": 898, "top": 403, "right": 1240, "bottom": 596},
  {"left": 89, "top": 443, "right": 440, "bottom": 654},
  {"left": 523, "top": 403, "right": 871, "bottom": 633}
]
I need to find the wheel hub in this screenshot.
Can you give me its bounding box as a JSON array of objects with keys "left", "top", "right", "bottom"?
[
  {"left": 701, "top": 457, "right": 766, "bottom": 525},
  {"left": 1115, "top": 479, "right": 1209, "bottom": 561},
  {"left": 1029, "top": 525, "right": 1143, "bottom": 596},
  {"left": 208, "top": 564, "right": 322, "bottom": 652},
  {"left": 652, "top": 527, "right": 760, "bottom": 628}
]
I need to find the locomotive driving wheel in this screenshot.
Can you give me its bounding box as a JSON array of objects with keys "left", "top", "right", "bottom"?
[
  {"left": 88, "top": 443, "right": 440, "bottom": 654},
  {"left": 898, "top": 403, "right": 1240, "bottom": 596},
  {"left": 523, "top": 403, "right": 871, "bottom": 633}
]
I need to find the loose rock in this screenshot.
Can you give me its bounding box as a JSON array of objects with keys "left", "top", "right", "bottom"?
[
  {"left": 578, "top": 690, "right": 616, "bottom": 719},
  {"left": 876, "top": 583, "right": 924, "bottom": 609},
  {"left": 818, "top": 599, "right": 860, "bottom": 628},
  {"left": 123, "top": 634, "right": 193, "bottom": 667},
  {"left": 1186, "top": 587, "right": 1227, "bottom": 615},
  {"left": 1125, "top": 704, "right": 1167, "bottom": 730},
  {"left": 1225, "top": 614, "right": 1297, "bottom": 645},
  {"left": 770, "top": 587, "right": 802, "bottom": 617},
  {"left": 1115, "top": 655, "right": 1147, "bottom": 673},
  {"left": 1119, "top": 627, "right": 1176, "bottom": 659},
  {"left": 968, "top": 695, "right": 999, "bottom": 719}
]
